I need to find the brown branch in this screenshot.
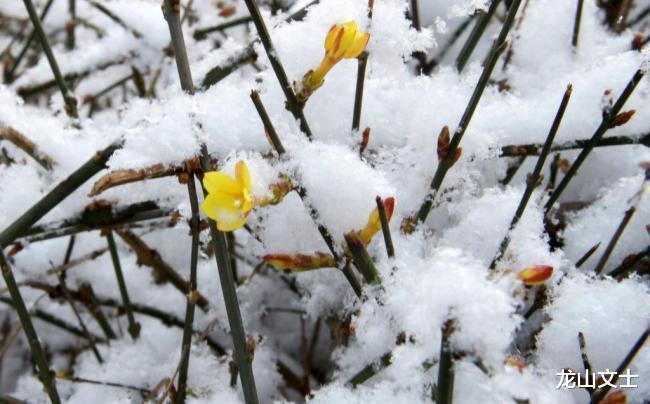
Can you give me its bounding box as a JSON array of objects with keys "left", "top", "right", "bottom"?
[{"left": 0, "top": 125, "right": 54, "bottom": 170}]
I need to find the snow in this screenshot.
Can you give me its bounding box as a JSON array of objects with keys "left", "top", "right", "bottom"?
[{"left": 0, "top": 0, "right": 649, "bottom": 403}]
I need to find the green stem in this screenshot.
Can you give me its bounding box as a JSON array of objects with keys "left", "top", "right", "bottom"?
[
  {"left": 105, "top": 230, "right": 140, "bottom": 340},
  {"left": 344, "top": 233, "right": 382, "bottom": 286},
  {"left": 375, "top": 196, "right": 395, "bottom": 258},
  {"left": 176, "top": 176, "right": 200, "bottom": 404},
  {"left": 434, "top": 320, "right": 455, "bottom": 404},
  {"left": 572, "top": 0, "right": 584, "bottom": 48},
  {"left": 161, "top": 1, "right": 259, "bottom": 401},
  {"left": 545, "top": 69, "right": 645, "bottom": 213},
  {"left": 455, "top": 0, "right": 502, "bottom": 73},
  {"left": 242, "top": 0, "right": 313, "bottom": 139},
  {"left": 6, "top": 0, "right": 55, "bottom": 83},
  {"left": 0, "top": 140, "right": 123, "bottom": 247},
  {"left": 351, "top": 53, "right": 368, "bottom": 133},
  {"left": 0, "top": 249, "right": 61, "bottom": 404},
  {"left": 490, "top": 84, "right": 572, "bottom": 269},
  {"left": 194, "top": 16, "right": 253, "bottom": 40},
  {"left": 416, "top": 0, "right": 522, "bottom": 225},
  {"left": 66, "top": 0, "right": 76, "bottom": 50},
  {"left": 21, "top": 0, "right": 78, "bottom": 118}
]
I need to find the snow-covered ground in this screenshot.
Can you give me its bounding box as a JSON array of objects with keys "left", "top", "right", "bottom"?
[{"left": 0, "top": 0, "right": 649, "bottom": 403}]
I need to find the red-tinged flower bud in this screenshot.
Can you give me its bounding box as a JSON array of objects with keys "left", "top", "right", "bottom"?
[
  {"left": 516, "top": 265, "right": 553, "bottom": 286},
  {"left": 505, "top": 356, "right": 526, "bottom": 372},
  {"left": 263, "top": 252, "right": 335, "bottom": 271}
]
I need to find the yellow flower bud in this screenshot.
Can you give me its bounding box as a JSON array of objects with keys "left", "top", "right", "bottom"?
[
  {"left": 296, "top": 21, "right": 370, "bottom": 104},
  {"left": 516, "top": 265, "right": 553, "bottom": 286}
]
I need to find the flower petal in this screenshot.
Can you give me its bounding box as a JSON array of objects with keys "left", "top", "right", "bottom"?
[
  {"left": 343, "top": 32, "right": 369, "bottom": 59},
  {"left": 235, "top": 160, "right": 251, "bottom": 193},
  {"left": 203, "top": 171, "right": 240, "bottom": 195}
]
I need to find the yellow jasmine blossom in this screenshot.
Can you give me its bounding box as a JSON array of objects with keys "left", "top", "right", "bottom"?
[
  {"left": 297, "top": 21, "right": 370, "bottom": 104},
  {"left": 201, "top": 161, "right": 254, "bottom": 231},
  {"left": 516, "top": 265, "right": 553, "bottom": 286}
]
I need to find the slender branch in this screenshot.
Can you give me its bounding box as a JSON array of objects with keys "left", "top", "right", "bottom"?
[
  {"left": 21, "top": 0, "right": 78, "bottom": 118},
  {"left": 0, "top": 140, "right": 123, "bottom": 247},
  {"left": 500, "top": 132, "right": 650, "bottom": 157},
  {"left": 5, "top": 0, "right": 55, "bottom": 83},
  {"left": 500, "top": 155, "right": 526, "bottom": 186},
  {"left": 434, "top": 320, "right": 455, "bottom": 404},
  {"left": 115, "top": 230, "right": 210, "bottom": 311},
  {"left": 627, "top": 6, "right": 649, "bottom": 28},
  {"left": 66, "top": 0, "right": 76, "bottom": 50},
  {"left": 545, "top": 69, "right": 645, "bottom": 213},
  {"left": 351, "top": 53, "right": 368, "bottom": 133},
  {"left": 456, "top": 0, "right": 502, "bottom": 73},
  {"left": 249, "top": 91, "right": 363, "bottom": 297},
  {"left": 194, "top": 16, "right": 253, "bottom": 40},
  {"left": 161, "top": 2, "right": 259, "bottom": 402},
  {"left": 346, "top": 352, "right": 392, "bottom": 387},
  {"left": 423, "top": 15, "right": 475, "bottom": 73},
  {"left": 410, "top": 0, "right": 421, "bottom": 31},
  {"left": 86, "top": 0, "right": 143, "bottom": 38},
  {"left": 594, "top": 171, "right": 648, "bottom": 275},
  {"left": 575, "top": 242, "right": 600, "bottom": 268},
  {"left": 250, "top": 90, "right": 285, "bottom": 155},
  {"left": 375, "top": 196, "right": 395, "bottom": 258},
  {"left": 57, "top": 275, "right": 103, "bottom": 362},
  {"left": 344, "top": 233, "right": 382, "bottom": 286},
  {"left": 176, "top": 176, "right": 201, "bottom": 404},
  {"left": 0, "top": 126, "right": 55, "bottom": 170},
  {"left": 105, "top": 230, "right": 140, "bottom": 340},
  {"left": 0, "top": 249, "right": 61, "bottom": 404},
  {"left": 590, "top": 326, "right": 650, "bottom": 403},
  {"left": 416, "top": 0, "right": 522, "bottom": 225},
  {"left": 490, "top": 85, "right": 572, "bottom": 269},
  {"left": 572, "top": 0, "right": 584, "bottom": 48},
  {"left": 242, "top": 0, "right": 312, "bottom": 139},
  {"left": 200, "top": 0, "right": 320, "bottom": 90},
  {"left": 78, "top": 283, "right": 116, "bottom": 340},
  {"left": 577, "top": 332, "right": 592, "bottom": 374}
]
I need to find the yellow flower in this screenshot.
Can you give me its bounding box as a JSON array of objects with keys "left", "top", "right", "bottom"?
[
  {"left": 201, "top": 161, "right": 254, "bottom": 231},
  {"left": 297, "top": 21, "right": 370, "bottom": 103}
]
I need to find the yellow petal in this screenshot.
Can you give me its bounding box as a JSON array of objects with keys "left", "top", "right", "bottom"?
[
  {"left": 235, "top": 161, "right": 251, "bottom": 193},
  {"left": 330, "top": 23, "right": 357, "bottom": 60},
  {"left": 324, "top": 24, "right": 343, "bottom": 52},
  {"left": 201, "top": 193, "right": 249, "bottom": 231},
  {"left": 343, "top": 32, "right": 369, "bottom": 59},
  {"left": 216, "top": 214, "right": 249, "bottom": 232},
  {"left": 203, "top": 171, "right": 240, "bottom": 195}
]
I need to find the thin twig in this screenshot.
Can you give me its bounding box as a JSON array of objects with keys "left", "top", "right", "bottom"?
[
  {"left": 0, "top": 249, "right": 61, "bottom": 404},
  {"left": 416, "top": 0, "right": 523, "bottom": 225},
  {"left": 351, "top": 52, "right": 368, "bottom": 133},
  {"left": 376, "top": 196, "right": 395, "bottom": 258},
  {"left": 423, "top": 15, "right": 475, "bottom": 73},
  {"left": 5, "top": 0, "right": 55, "bottom": 83},
  {"left": 242, "top": 0, "right": 312, "bottom": 139},
  {"left": 456, "top": 0, "right": 502, "bottom": 73},
  {"left": 21, "top": 0, "right": 78, "bottom": 118},
  {"left": 500, "top": 155, "right": 526, "bottom": 186},
  {"left": 590, "top": 327, "right": 650, "bottom": 403},
  {"left": 250, "top": 90, "right": 285, "bottom": 155},
  {"left": 545, "top": 69, "right": 645, "bottom": 213},
  {"left": 572, "top": 0, "right": 585, "bottom": 48},
  {"left": 0, "top": 140, "right": 123, "bottom": 246},
  {"left": 249, "top": 91, "right": 363, "bottom": 297},
  {"left": 66, "top": 0, "right": 76, "bottom": 50},
  {"left": 0, "top": 126, "right": 55, "bottom": 170},
  {"left": 105, "top": 230, "right": 140, "bottom": 340},
  {"left": 490, "top": 85, "right": 572, "bottom": 269},
  {"left": 434, "top": 319, "right": 455, "bottom": 404},
  {"left": 175, "top": 176, "right": 201, "bottom": 404},
  {"left": 161, "top": 1, "right": 259, "bottom": 402},
  {"left": 575, "top": 242, "right": 600, "bottom": 268},
  {"left": 594, "top": 170, "right": 648, "bottom": 274},
  {"left": 86, "top": 0, "right": 143, "bottom": 38},
  {"left": 500, "top": 131, "right": 650, "bottom": 157},
  {"left": 194, "top": 16, "right": 253, "bottom": 40},
  {"left": 78, "top": 283, "right": 116, "bottom": 340},
  {"left": 344, "top": 233, "right": 382, "bottom": 286}
]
